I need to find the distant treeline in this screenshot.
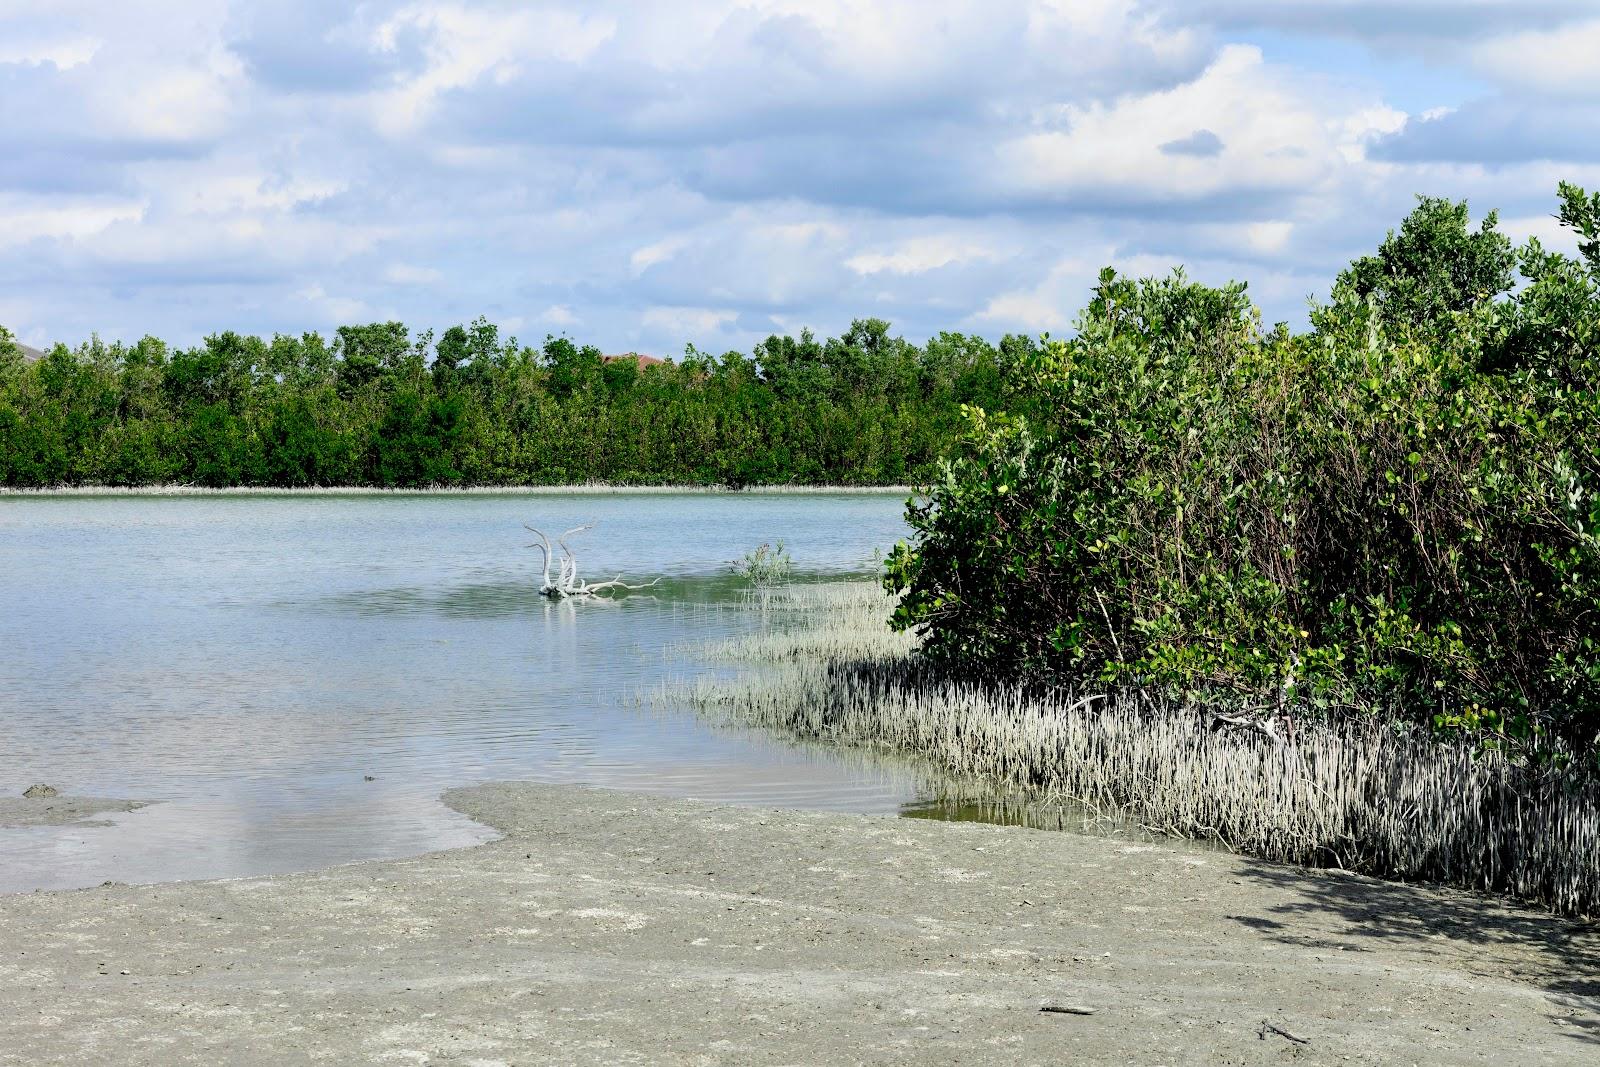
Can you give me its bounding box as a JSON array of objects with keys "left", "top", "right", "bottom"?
[{"left": 0, "top": 319, "right": 1017, "bottom": 487}]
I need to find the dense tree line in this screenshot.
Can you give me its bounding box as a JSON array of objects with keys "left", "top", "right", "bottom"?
[
  {"left": 0, "top": 318, "right": 1015, "bottom": 487},
  {"left": 889, "top": 184, "right": 1600, "bottom": 760}
]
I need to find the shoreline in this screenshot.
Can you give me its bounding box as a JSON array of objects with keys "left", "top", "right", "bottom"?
[
  {"left": 712, "top": 585, "right": 1600, "bottom": 919},
  {"left": 1, "top": 781, "right": 1595, "bottom": 1063},
  {"left": 0, "top": 483, "right": 916, "bottom": 498}
]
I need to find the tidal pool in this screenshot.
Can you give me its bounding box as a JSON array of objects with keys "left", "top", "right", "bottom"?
[{"left": 0, "top": 489, "right": 932, "bottom": 891}]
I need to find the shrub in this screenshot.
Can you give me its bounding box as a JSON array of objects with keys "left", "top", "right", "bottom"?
[
  {"left": 888, "top": 186, "right": 1600, "bottom": 760},
  {"left": 735, "top": 541, "right": 794, "bottom": 586}
]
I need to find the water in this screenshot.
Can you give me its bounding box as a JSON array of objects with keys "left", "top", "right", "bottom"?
[{"left": 0, "top": 490, "right": 930, "bottom": 892}]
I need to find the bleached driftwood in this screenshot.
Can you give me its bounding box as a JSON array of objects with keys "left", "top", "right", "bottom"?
[{"left": 525, "top": 523, "right": 661, "bottom": 599}]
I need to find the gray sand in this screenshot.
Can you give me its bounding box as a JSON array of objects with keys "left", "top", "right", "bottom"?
[
  {"left": 0, "top": 795, "right": 146, "bottom": 829},
  {"left": 1, "top": 782, "right": 1597, "bottom": 1064}
]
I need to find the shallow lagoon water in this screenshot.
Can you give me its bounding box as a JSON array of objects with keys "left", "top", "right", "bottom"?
[{"left": 0, "top": 490, "right": 933, "bottom": 892}]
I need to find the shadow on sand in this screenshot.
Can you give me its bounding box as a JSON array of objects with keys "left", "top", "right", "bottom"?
[{"left": 1224, "top": 859, "right": 1600, "bottom": 1047}]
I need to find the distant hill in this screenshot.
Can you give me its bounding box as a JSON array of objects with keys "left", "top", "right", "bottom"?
[{"left": 16, "top": 342, "right": 46, "bottom": 363}]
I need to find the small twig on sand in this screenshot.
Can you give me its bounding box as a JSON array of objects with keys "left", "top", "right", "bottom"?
[
  {"left": 1040, "top": 1005, "right": 1098, "bottom": 1016},
  {"left": 1258, "top": 1019, "right": 1309, "bottom": 1045}
]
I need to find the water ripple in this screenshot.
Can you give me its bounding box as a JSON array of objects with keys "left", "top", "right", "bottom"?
[{"left": 0, "top": 491, "right": 917, "bottom": 892}]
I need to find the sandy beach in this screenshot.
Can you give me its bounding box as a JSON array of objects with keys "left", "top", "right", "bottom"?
[{"left": 1, "top": 782, "right": 1597, "bottom": 1065}]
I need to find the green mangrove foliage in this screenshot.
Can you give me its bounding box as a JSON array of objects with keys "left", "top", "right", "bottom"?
[
  {"left": 888, "top": 185, "right": 1600, "bottom": 759},
  {"left": 734, "top": 542, "right": 794, "bottom": 587},
  {"left": 0, "top": 319, "right": 1008, "bottom": 488}
]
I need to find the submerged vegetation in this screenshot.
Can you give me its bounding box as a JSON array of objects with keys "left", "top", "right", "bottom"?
[
  {"left": 706, "top": 584, "right": 1600, "bottom": 916},
  {"left": 0, "top": 318, "right": 1007, "bottom": 488},
  {"left": 889, "top": 184, "right": 1600, "bottom": 764}
]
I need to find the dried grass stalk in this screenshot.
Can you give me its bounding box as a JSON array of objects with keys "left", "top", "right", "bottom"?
[{"left": 699, "top": 583, "right": 1600, "bottom": 917}]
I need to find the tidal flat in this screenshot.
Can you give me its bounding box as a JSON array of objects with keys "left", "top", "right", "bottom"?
[
  {"left": 2, "top": 782, "right": 1596, "bottom": 1065},
  {"left": 0, "top": 794, "right": 146, "bottom": 829}
]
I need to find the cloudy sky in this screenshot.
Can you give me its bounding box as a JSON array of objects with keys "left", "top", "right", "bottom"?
[{"left": 2, "top": 0, "right": 1597, "bottom": 354}]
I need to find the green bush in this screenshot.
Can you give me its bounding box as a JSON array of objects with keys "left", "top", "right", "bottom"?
[
  {"left": 888, "top": 185, "right": 1600, "bottom": 760},
  {"left": 735, "top": 541, "right": 794, "bottom": 586}
]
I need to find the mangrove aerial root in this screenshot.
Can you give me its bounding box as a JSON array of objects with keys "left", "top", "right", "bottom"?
[{"left": 702, "top": 583, "right": 1600, "bottom": 919}]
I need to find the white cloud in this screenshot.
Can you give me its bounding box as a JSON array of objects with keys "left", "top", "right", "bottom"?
[
  {"left": 640, "top": 305, "right": 737, "bottom": 337},
  {"left": 977, "top": 290, "right": 1065, "bottom": 332},
  {"left": 1245, "top": 221, "right": 1294, "bottom": 254},
  {"left": 295, "top": 284, "right": 374, "bottom": 324},
  {"left": 1499, "top": 214, "right": 1582, "bottom": 256},
  {"left": 0, "top": 35, "right": 100, "bottom": 69},
  {"left": 759, "top": 221, "right": 849, "bottom": 246},
  {"left": 541, "top": 304, "right": 579, "bottom": 326},
  {"left": 5, "top": 0, "right": 1595, "bottom": 354},
  {"left": 384, "top": 264, "right": 445, "bottom": 284},
  {"left": 976, "top": 253, "right": 1111, "bottom": 332},
  {"left": 1472, "top": 19, "right": 1600, "bottom": 96},
  {"left": 0, "top": 196, "right": 145, "bottom": 243},
  {"left": 994, "top": 45, "right": 1404, "bottom": 205},
  {"left": 140, "top": 167, "right": 346, "bottom": 216},
  {"left": 1334, "top": 104, "right": 1408, "bottom": 162},
  {"left": 97, "top": 66, "right": 240, "bottom": 141},
  {"left": 847, "top": 237, "right": 999, "bottom": 276},
  {"left": 370, "top": 3, "right": 617, "bottom": 134},
  {"left": 1172, "top": 219, "right": 1275, "bottom": 263},
  {"left": 630, "top": 237, "right": 690, "bottom": 275}
]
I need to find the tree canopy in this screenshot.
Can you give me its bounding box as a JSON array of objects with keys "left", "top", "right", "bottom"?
[{"left": 888, "top": 185, "right": 1600, "bottom": 760}]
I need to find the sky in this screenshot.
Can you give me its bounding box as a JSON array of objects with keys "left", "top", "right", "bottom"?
[{"left": 2, "top": 0, "right": 1598, "bottom": 355}]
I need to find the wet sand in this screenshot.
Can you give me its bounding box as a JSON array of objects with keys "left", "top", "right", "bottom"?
[
  {"left": 0, "top": 794, "right": 146, "bottom": 829},
  {"left": 1, "top": 782, "right": 1596, "bottom": 1064}
]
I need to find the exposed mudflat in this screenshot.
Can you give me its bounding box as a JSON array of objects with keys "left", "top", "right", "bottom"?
[
  {"left": 0, "top": 794, "right": 146, "bottom": 829},
  {"left": 1, "top": 782, "right": 1597, "bottom": 1065}
]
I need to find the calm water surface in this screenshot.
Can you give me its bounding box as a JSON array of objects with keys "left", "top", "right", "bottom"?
[{"left": 0, "top": 491, "right": 932, "bottom": 892}]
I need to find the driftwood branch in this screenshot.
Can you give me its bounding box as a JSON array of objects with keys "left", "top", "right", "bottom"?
[
  {"left": 1258, "top": 1019, "right": 1309, "bottom": 1045},
  {"left": 524, "top": 522, "right": 659, "bottom": 599},
  {"left": 579, "top": 575, "right": 663, "bottom": 595}
]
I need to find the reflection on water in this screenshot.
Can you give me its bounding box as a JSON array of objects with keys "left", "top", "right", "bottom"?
[
  {"left": 1, "top": 491, "right": 932, "bottom": 892},
  {"left": 311, "top": 573, "right": 753, "bottom": 620}
]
